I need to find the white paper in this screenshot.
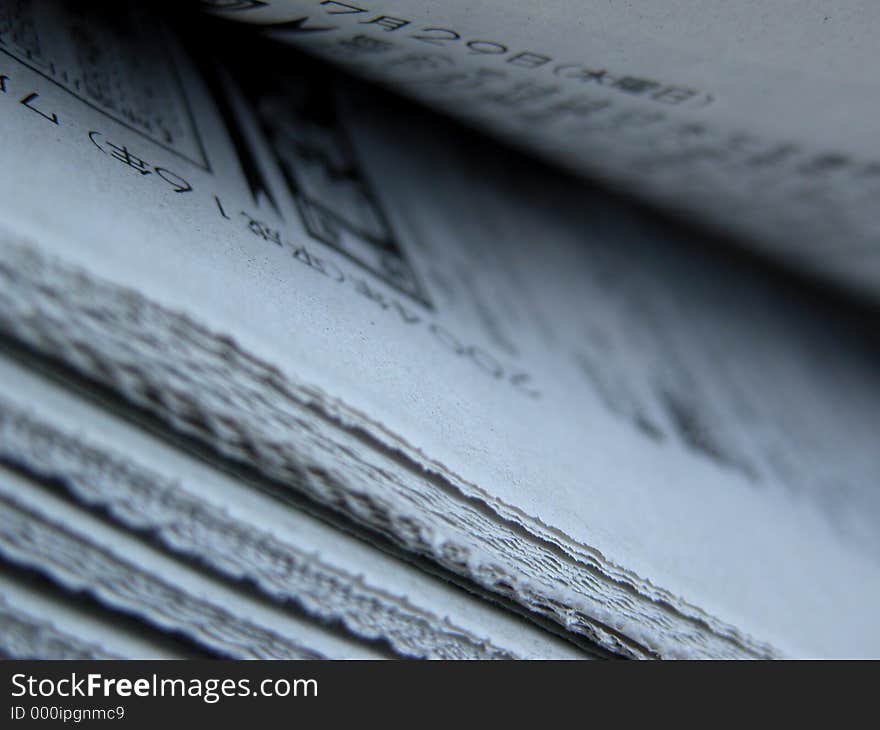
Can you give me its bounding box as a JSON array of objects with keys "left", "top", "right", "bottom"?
[
  {"left": 206, "top": 0, "right": 880, "bottom": 299},
  {"left": 0, "top": 352, "right": 589, "bottom": 659},
  {"left": 2, "top": 0, "right": 880, "bottom": 657}
]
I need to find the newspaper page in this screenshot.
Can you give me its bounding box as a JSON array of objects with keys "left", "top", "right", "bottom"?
[
  {"left": 0, "top": 346, "right": 589, "bottom": 659},
  {"left": 203, "top": 0, "right": 880, "bottom": 301},
  {"left": 1, "top": 0, "right": 880, "bottom": 657}
]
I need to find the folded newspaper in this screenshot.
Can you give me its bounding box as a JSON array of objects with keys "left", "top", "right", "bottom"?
[{"left": 1, "top": 0, "right": 879, "bottom": 659}]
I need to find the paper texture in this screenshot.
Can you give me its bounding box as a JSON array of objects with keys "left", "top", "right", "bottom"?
[
  {"left": 0, "top": 350, "right": 587, "bottom": 659},
  {"left": 205, "top": 0, "right": 880, "bottom": 299},
  {"left": 2, "top": 0, "right": 880, "bottom": 657}
]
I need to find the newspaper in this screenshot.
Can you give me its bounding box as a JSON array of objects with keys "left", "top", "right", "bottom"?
[
  {"left": 1, "top": 0, "right": 879, "bottom": 657},
  {"left": 204, "top": 0, "right": 880, "bottom": 300},
  {"left": 0, "top": 349, "right": 586, "bottom": 659}
]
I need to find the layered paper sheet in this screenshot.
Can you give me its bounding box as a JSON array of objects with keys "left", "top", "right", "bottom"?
[
  {"left": 207, "top": 0, "right": 880, "bottom": 298},
  {"left": 1, "top": 1, "right": 879, "bottom": 658}
]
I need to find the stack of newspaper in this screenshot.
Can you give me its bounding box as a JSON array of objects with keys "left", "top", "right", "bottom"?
[{"left": 1, "top": 0, "right": 879, "bottom": 659}]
